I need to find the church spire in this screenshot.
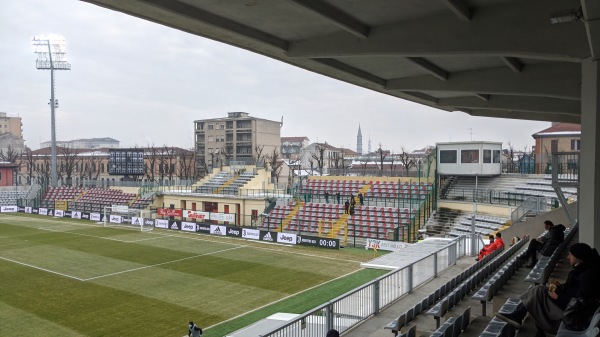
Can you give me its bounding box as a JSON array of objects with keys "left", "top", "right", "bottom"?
[{"left": 357, "top": 124, "right": 363, "bottom": 155}]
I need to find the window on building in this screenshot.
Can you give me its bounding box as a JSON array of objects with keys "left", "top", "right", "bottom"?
[
  {"left": 551, "top": 140, "right": 558, "bottom": 153},
  {"left": 571, "top": 139, "right": 580, "bottom": 151},
  {"left": 439, "top": 150, "right": 457, "bottom": 163},
  {"left": 461, "top": 149, "right": 479, "bottom": 163},
  {"left": 483, "top": 150, "right": 492, "bottom": 163},
  {"left": 219, "top": 124, "right": 224, "bottom": 129},
  {"left": 208, "top": 124, "right": 214, "bottom": 130},
  {"left": 493, "top": 150, "right": 501, "bottom": 163}
]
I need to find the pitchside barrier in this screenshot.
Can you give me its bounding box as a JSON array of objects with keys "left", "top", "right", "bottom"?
[{"left": 0, "top": 206, "right": 339, "bottom": 250}]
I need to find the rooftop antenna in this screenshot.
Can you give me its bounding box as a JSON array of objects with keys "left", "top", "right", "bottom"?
[{"left": 32, "top": 34, "right": 71, "bottom": 187}]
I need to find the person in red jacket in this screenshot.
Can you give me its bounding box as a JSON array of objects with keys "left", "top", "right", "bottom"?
[
  {"left": 491, "top": 232, "right": 505, "bottom": 250},
  {"left": 477, "top": 234, "right": 495, "bottom": 261}
]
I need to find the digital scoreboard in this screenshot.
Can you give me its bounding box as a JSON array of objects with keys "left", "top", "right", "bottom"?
[{"left": 108, "top": 149, "right": 144, "bottom": 175}]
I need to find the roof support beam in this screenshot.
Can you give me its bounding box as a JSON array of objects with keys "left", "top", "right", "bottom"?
[
  {"left": 501, "top": 57, "right": 523, "bottom": 73},
  {"left": 137, "top": 0, "right": 288, "bottom": 50},
  {"left": 474, "top": 94, "right": 490, "bottom": 101},
  {"left": 406, "top": 57, "right": 449, "bottom": 80},
  {"left": 287, "top": 0, "right": 589, "bottom": 61},
  {"left": 438, "top": 96, "right": 580, "bottom": 115},
  {"left": 290, "top": 0, "right": 369, "bottom": 38},
  {"left": 461, "top": 108, "right": 580, "bottom": 123},
  {"left": 442, "top": 0, "right": 471, "bottom": 22},
  {"left": 582, "top": 0, "right": 600, "bottom": 60},
  {"left": 386, "top": 63, "right": 580, "bottom": 99}
]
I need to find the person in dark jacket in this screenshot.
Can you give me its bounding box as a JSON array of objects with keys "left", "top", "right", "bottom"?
[
  {"left": 539, "top": 224, "right": 566, "bottom": 258},
  {"left": 521, "top": 220, "right": 554, "bottom": 267},
  {"left": 496, "top": 243, "right": 600, "bottom": 336},
  {"left": 326, "top": 329, "right": 340, "bottom": 337}
]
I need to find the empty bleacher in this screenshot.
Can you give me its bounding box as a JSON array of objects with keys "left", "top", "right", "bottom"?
[
  {"left": 39, "top": 186, "right": 147, "bottom": 213},
  {"left": 300, "top": 178, "right": 432, "bottom": 203},
  {"left": 260, "top": 201, "right": 416, "bottom": 240},
  {"left": 195, "top": 171, "right": 258, "bottom": 195},
  {"left": 0, "top": 187, "right": 30, "bottom": 205}
]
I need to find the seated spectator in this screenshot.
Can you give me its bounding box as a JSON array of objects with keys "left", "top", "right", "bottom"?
[
  {"left": 326, "top": 329, "right": 340, "bottom": 337},
  {"left": 523, "top": 220, "right": 565, "bottom": 268},
  {"left": 492, "top": 232, "right": 505, "bottom": 250},
  {"left": 476, "top": 234, "right": 495, "bottom": 261},
  {"left": 495, "top": 243, "right": 600, "bottom": 337},
  {"left": 521, "top": 220, "right": 554, "bottom": 267}
]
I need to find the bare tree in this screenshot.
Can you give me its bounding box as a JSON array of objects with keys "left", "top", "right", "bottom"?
[
  {"left": 254, "top": 145, "right": 265, "bottom": 166},
  {"left": 398, "top": 147, "right": 414, "bottom": 176},
  {"left": 177, "top": 148, "right": 197, "bottom": 181},
  {"left": 18, "top": 148, "right": 36, "bottom": 184},
  {"left": 424, "top": 150, "right": 436, "bottom": 178},
  {"left": 0, "top": 145, "right": 20, "bottom": 163},
  {"left": 162, "top": 146, "right": 176, "bottom": 182},
  {"left": 144, "top": 145, "right": 159, "bottom": 183},
  {"left": 360, "top": 155, "right": 368, "bottom": 176},
  {"left": 58, "top": 145, "right": 79, "bottom": 186},
  {"left": 266, "top": 147, "right": 283, "bottom": 186},
  {"left": 77, "top": 153, "right": 103, "bottom": 184},
  {"left": 35, "top": 154, "right": 52, "bottom": 184},
  {"left": 389, "top": 152, "right": 397, "bottom": 177},
  {"left": 376, "top": 143, "right": 387, "bottom": 177},
  {"left": 310, "top": 144, "right": 326, "bottom": 175}
]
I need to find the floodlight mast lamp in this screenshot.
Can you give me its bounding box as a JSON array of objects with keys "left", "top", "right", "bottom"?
[{"left": 32, "top": 35, "right": 71, "bottom": 187}]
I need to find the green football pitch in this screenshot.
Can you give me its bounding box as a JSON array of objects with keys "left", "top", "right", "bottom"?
[{"left": 0, "top": 213, "right": 386, "bottom": 337}]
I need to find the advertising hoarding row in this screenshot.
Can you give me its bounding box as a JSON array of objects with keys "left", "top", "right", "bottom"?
[{"left": 2, "top": 206, "right": 339, "bottom": 250}]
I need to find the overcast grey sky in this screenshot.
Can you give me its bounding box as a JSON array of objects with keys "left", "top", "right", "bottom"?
[{"left": 0, "top": 0, "right": 549, "bottom": 153}]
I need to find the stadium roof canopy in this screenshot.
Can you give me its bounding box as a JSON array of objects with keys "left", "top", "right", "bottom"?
[
  {"left": 82, "top": 0, "right": 598, "bottom": 124},
  {"left": 82, "top": 0, "right": 600, "bottom": 248}
]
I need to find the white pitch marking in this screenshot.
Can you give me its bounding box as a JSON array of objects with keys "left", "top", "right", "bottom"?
[
  {"left": 83, "top": 246, "right": 243, "bottom": 281},
  {"left": 0, "top": 256, "right": 85, "bottom": 281}
]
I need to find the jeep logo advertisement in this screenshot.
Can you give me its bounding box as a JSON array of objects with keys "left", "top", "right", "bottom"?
[
  {"left": 90, "top": 213, "right": 101, "bottom": 221},
  {"left": 226, "top": 227, "right": 241, "bottom": 237},
  {"left": 181, "top": 222, "right": 197, "bottom": 232},
  {"left": 109, "top": 215, "right": 122, "bottom": 224},
  {"left": 0, "top": 206, "right": 18, "bottom": 213},
  {"left": 277, "top": 232, "right": 297, "bottom": 245},
  {"left": 54, "top": 210, "right": 64, "bottom": 217}
]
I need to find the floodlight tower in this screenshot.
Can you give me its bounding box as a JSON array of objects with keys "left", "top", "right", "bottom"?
[{"left": 32, "top": 35, "right": 71, "bottom": 187}]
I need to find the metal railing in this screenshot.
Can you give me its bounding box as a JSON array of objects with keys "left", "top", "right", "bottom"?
[
  {"left": 551, "top": 152, "right": 579, "bottom": 187},
  {"left": 257, "top": 236, "right": 468, "bottom": 337},
  {"left": 442, "top": 188, "right": 538, "bottom": 206},
  {"left": 511, "top": 196, "right": 548, "bottom": 224}
]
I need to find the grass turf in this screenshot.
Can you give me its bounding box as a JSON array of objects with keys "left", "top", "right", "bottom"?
[{"left": 0, "top": 213, "right": 387, "bottom": 336}]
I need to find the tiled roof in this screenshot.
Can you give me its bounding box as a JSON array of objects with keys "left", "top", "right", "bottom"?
[{"left": 532, "top": 123, "right": 580, "bottom": 137}]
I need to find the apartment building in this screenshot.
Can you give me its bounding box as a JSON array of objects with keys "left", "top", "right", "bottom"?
[{"left": 194, "top": 112, "right": 281, "bottom": 174}]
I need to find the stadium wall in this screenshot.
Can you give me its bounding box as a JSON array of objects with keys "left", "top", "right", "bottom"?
[{"left": 437, "top": 201, "right": 511, "bottom": 218}]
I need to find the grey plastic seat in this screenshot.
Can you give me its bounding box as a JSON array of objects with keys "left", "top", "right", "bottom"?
[{"left": 556, "top": 306, "right": 600, "bottom": 337}]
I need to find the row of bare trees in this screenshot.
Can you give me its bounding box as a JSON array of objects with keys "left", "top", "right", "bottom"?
[{"left": 3, "top": 144, "right": 199, "bottom": 186}]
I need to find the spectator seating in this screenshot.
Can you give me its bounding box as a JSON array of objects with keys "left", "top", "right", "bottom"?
[
  {"left": 525, "top": 224, "right": 577, "bottom": 285},
  {"left": 300, "top": 178, "right": 433, "bottom": 200},
  {"left": 260, "top": 201, "right": 417, "bottom": 239},
  {"left": 195, "top": 171, "right": 257, "bottom": 195},
  {"left": 0, "top": 189, "right": 30, "bottom": 205},
  {"left": 556, "top": 306, "right": 600, "bottom": 337},
  {"left": 40, "top": 186, "right": 85, "bottom": 208},
  {"left": 429, "top": 306, "right": 471, "bottom": 337},
  {"left": 469, "top": 236, "right": 529, "bottom": 316}
]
